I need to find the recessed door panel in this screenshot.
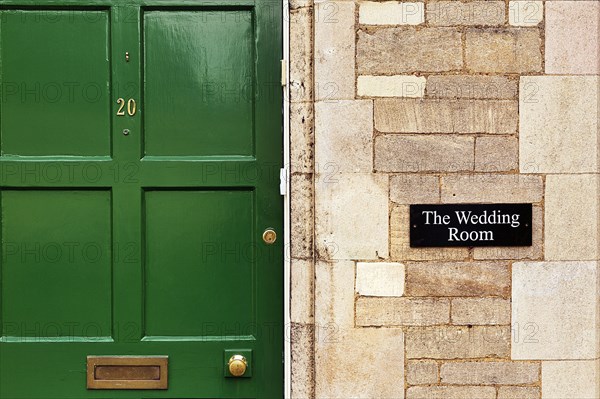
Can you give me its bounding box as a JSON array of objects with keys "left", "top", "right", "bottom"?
[
  {"left": 143, "top": 11, "right": 254, "bottom": 157},
  {"left": 144, "top": 190, "right": 254, "bottom": 337},
  {"left": 0, "top": 190, "right": 112, "bottom": 339},
  {"left": 0, "top": 10, "right": 111, "bottom": 157}
]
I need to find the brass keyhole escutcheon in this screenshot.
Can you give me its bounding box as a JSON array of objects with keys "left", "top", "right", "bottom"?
[
  {"left": 228, "top": 355, "right": 247, "bottom": 377},
  {"left": 262, "top": 228, "right": 277, "bottom": 245}
]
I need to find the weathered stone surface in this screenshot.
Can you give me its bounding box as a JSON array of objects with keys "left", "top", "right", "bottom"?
[
  {"left": 465, "top": 28, "right": 542, "bottom": 73},
  {"left": 542, "top": 360, "right": 599, "bottom": 399},
  {"left": 545, "top": 2, "right": 599, "bottom": 74},
  {"left": 475, "top": 136, "right": 518, "bottom": 172},
  {"left": 405, "top": 261, "right": 510, "bottom": 297},
  {"left": 357, "top": 28, "right": 462, "bottom": 74},
  {"left": 405, "top": 326, "right": 511, "bottom": 359},
  {"left": 291, "top": 173, "right": 313, "bottom": 259},
  {"left": 357, "top": 75, "right": 425, "bottom": 98},
  {"left": 391, "top": 206, "right": 470, "bottom": 261},
  {"left": 545, "top": 175, "right": 598, "bottom": 261},
  {"left": 291, "top": 258, "right": 314, "bottom": 324},
  {"left": 440, "top": 361, "right": 539, "bottom": 385},
  {"left": 426, "top": 75, "right": 518, "bottom": 99},
  {"left": 291, "top": 323, "right": 315, "bottom": 399},
  {"left": 390, "top": 175, "right": 440, "bottom": 204},
  {"left": 359, "top": 2, "right": 424, "bottom": 25},
  {"left": 314, "top": 2, "right": 355, "bottom": 100},
  {"left": 441, "top": 174, "right": 543, "bottom": 203},
  {"left": 375, "top": 135, "right": 474, "bottom": 172},
  {"left": 512, "top": 261, "right": 598, "bottom": 360},
  {"left": 356, "top": 262, "right": 405, "bottom": 297},
  {"left": 290, "top": 7, "right": 313, "bottom": 102},
  {"left": 407, "top": 386, "right": 496, "bottom": 399},
  {"left": 290, "top": 102, "right": 314, "bottom": 174},
  {"left": 356, "top": 297, "right": 450, "bottom": 326},
  {"left": 374, "top": 98, "right": 518, "bottom": 134},
  {"left": 315, "top": 100, "right": 373, "bottom": 173},
  {"left": 315, "top": 260, "right": 355, "bottom": 328},
  {"left": 427, "top": 1, "right": 505, "bottom": 26},
  {"left": 498, "top": 386, "right": 540, "bottom": 399},
  {"left": 407, "top": 360, "right": 438, "bottom": 385},
  {"left": 509, "top": 1, "right": 543, "bottom": 27},
  {"left": 316, "top": 328, "right": 405, "bottom": 398},
  {"left": 474, "top": 205, "right": 543, "bottom": 261},
  {"left": 451, "top": 298, "right": 511, "bottom": 325},
  {"left": 315, "top": 174, "right": 388, "bottom": 260},
  {"left": 520, "top": 76, "right": 598, "bottom": 173}
]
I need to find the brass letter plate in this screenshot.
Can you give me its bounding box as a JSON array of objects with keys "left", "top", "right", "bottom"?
[{"left": 87, "top": 356, "right": 168, "bottom": 390}]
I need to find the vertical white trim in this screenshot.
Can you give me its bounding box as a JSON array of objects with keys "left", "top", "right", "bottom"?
[{"left": 282, "top": 0, "right": 292, "bottom": 397}]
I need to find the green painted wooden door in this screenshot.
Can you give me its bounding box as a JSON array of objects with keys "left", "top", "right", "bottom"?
[{"left": 0, "top": 0, "right": 283, "bottom": 397}]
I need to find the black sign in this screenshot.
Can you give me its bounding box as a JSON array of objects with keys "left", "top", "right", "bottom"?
[{"left": 410, "top": 204, "right": 532, "bottom": 247}]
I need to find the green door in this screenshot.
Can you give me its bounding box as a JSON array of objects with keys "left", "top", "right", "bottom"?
[{"left": 0, "top": 0, "right": 283, "bottom": 397}]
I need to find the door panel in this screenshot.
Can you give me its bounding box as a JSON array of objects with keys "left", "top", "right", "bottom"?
[
  {"left": 0, "top": 1, "right": 282, "bottom": 397},
  {"left": 144, "top": 189, "right": 255, "bottom": 337},
  {"left": 143, "top": 11, "right": 254, "bottom": 157},
  {"left": 1, "top": 10, "right": 111, "bottom": 156}
]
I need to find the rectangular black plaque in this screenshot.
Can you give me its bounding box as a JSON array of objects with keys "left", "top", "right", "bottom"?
[{"left": 410, "top": 204, "right": 532, "bottom": 247}]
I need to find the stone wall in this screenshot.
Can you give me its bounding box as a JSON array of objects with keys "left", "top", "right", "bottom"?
[{"left": 288, "top": 1, "right": 599, "bottom": 398}]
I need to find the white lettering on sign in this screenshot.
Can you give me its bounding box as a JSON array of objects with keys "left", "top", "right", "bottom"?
[{"left": 422, "top": 209, "right": 522, "bottom": 242}]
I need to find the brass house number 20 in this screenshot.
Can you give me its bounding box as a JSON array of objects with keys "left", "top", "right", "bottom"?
[{"left": 116, "top": 98, "right": 137, "bottom": 116}]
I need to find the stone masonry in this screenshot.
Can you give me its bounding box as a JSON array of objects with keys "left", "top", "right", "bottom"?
[{"left": 289, "top": 1, "right": 599, "bottom": 398}]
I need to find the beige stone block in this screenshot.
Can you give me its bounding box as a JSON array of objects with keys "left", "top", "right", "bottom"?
[
  {"left": 291, "top": 259, "right": 314, "bottom": 324},
  {"left": 375, "top": 135, "right": 474, "bottom": 173},
  {"left": 466, "top": 28, "right": 542, "bottom": 73},
  {"left": 391, "top": 206, "right": 471, "bottom": 261},
  {"left": 405, "top": 326, "right": 511, "bottom": 359},
  {"left": 315, "top": 260, "right": 355, "bottom": 328},
  {"left": 290, "top": 102, "right": 314, "bottom": 174},
  {"left": 451, "top": 298, "right": 511, "bottom": 325},
  {"left": 426, "top": 75, "right": 518, "bottom": 99},
  {"left": 440, "top": 361, "right": 539, "bottom": 385},
  {"left": 542, "top": 360, "right": 598, "bottom": 399},
  {"left": 520, "top": 76, "right": 598, "bottom": 173},
  {"left": 509, "top": 1, "right": 543, "bottom": 27},
  {"left": 357, "top": 75, "right": 425, "bottom": 98},
  {"left": 474, "top": 205, "right": 543, "bottom": 261},
  {"left": 390, "top": 175, "right": 440, "bottom": 204},
  {"left": 427, "top": 1, "right": 505, "bottom": 26},
  {"left": 375, "top": 98, "right": 518, "bottom": 134},
  {"left": 407, "top": 386, "right": 496, "bottom": 399},
  {"left": 545, "top": 175, "right": 598, "bottom": 261},
  {"left": 315, "top": 100, "right": 373, "bottom": 173},
  {"left": 512, "top": 261, "right": 598, "bottom": 360},
  {"left": 475, "top": 136, "right": 518, "bottom": 172},
  {"left": 315, "top": 174, "right": 388, "bottom": 260},
  {"left": 359, "top": 2, "right": 424, "bottom": 25},
  {"left": 290, "top": 7, "right": 313, "bottom": 103},
  {"left": 441, "top": 174, "right": 543, "bottom": 203},
  {"left": 314, "top": 2, "right": 355, "bottom": 100},
  {"left": 291, "top": 323, "right": 315, "bottom": 399},
  {"left": 356, "top": 297, "right": 450, "bottom": 326},
  {"left": 357, "top": 28, "right": 462, "bottom": 74},
  {"left": 316, "top": 328, "right": 405, "bottom": 398},
  {"left": 405, "top": 261, "right": 511, "bottom": 297},
  {"left": 356, "top": 262, "right": 405, "bottom": 297},
  {"left": 498, "top": 386, "right": 540, "bottom": 399},
  {"left": 291, "top": 173, "right": 313, "bottom": 259},
  {"left": 545, "top": 2, "right": 599, "bottom": 75},
  {"left": 407, "top": 360, "right": 438, "bottom": 385}
]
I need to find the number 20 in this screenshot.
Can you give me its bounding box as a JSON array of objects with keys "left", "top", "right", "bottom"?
[{"left": 116, "top": 98, "right": 137, "bottom": 116}]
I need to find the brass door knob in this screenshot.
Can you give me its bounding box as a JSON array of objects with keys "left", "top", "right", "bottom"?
[
  {"left": 228, "top": 355, "right": 248, "bottom": 377},
  {"left": 262, "top": 228, "right": 277, "bottom": 244}
]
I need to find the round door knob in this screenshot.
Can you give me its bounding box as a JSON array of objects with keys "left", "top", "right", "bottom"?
[{"left": 228, "top": 355, "right": 248, "bottom": 377}]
